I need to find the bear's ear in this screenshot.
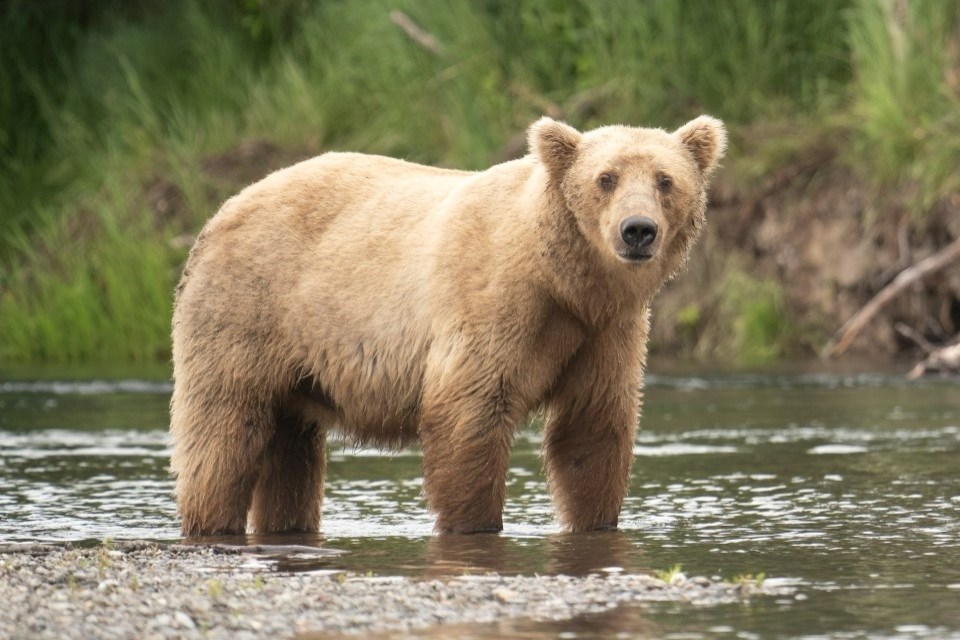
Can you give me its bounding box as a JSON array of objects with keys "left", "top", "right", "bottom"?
[
  {"left": 528, "top": 117, "right": 582, "bottom": 180},
  {"left": 674, "top": 115, "right": 727, "bottom": 175}
]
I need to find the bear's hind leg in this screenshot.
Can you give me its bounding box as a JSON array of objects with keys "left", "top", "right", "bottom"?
[
  {"left": 171, "top": 398, "right": 273, "bottom": 537},
  {"left": 248, "top": 409, "right": 326, "bottom": 533}
]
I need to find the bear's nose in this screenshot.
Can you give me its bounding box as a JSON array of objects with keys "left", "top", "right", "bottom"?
[{"left": 620, "top": 216, "right": 658, "bottom": 248}]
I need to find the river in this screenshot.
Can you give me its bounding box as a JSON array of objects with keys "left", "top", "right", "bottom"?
[{"left": 1, "top": 365, "right": 958, "bottom": 638}]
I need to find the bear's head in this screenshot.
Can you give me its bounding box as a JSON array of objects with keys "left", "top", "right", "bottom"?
[{"left": 529, "top": 115, "right": 726, "bottom": 280}]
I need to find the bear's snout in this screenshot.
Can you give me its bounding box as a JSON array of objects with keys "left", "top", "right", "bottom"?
[
  {"left": 620, "top": 216, "right": 658, "bottom": 248},
  {"left": 618, "top": 215, "right": 658, "bottom": 261}
]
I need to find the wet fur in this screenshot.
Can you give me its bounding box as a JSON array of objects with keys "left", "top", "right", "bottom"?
[{"left": 170, "top": 116, "right": 726, "bottom": 535}]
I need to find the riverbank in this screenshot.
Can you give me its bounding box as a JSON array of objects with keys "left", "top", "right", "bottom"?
[{"left": 0, "top": 542, "right": 789, "bottom": 639}]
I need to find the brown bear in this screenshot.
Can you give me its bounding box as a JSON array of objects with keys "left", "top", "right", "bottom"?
[{"left": 170, "top": 115, "right": 726, "bottom": 536}]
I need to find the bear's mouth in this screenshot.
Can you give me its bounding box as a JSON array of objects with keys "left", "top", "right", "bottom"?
[{"left": 617, "top": 248, "right": 655, "bottom": 263}]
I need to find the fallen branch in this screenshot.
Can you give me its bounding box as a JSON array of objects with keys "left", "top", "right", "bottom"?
[
  {"left": 894, "top": 322, "right": 937, "bottom": 354},
  {"left": 908, "top": 339, "right": 960, "bottom": 379},
  {"left": 390, "top": 10, "right": 445, "bottom": 56},
  {"left": 823, "top": 236, "right": 960, "bottom": 359}
]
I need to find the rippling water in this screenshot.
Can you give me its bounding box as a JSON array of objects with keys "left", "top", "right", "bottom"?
[{"left": 1, "top": 367, "right": 959, "bottom": 638}]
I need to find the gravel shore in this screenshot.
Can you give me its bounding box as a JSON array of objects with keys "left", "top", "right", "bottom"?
[{"left": 0, "top": 541, "right": 793, "bottom": 639}]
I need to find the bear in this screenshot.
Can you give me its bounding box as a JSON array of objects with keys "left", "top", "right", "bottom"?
[{"left": 169, "top": 114, "right": 726, "bottom": 536}]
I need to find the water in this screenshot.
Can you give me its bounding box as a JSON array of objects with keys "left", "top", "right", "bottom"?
[{"left": 2, "top": 367, "right": 959, "bottom": 638}]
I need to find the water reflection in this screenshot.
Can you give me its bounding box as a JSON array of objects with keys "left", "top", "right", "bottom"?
[
  {"left": 172, "top": 529, "right": 646, "bottom": 579},
  {"left": 421, "top": 530, "right": 646, "bottom": 577},
  {"left": 296, "top": 604, "right": 657, "bottom": 640}
]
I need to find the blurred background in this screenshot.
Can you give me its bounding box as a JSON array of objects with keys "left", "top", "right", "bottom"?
[{"left": 0, "top": 0, "right": 957, "bottom": 366}]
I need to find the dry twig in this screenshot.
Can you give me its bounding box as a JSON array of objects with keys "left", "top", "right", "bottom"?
[
  {"left": 894, "top": 322, "right": 937, "bottom": 354},
  {"left": 390, "top": 10, "right": 445, "bottom": 56}
]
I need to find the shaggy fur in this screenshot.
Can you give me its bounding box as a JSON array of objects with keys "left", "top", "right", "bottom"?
[{"left": 170, "top": 115, "right": 727, "bottom": 535}]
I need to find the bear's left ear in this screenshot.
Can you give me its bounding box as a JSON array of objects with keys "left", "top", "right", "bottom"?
[
  {"left": 528, "top": 117, "right": 582, "bottom": 180},
  {"left": 674, "top": 115, "right": 727, "bottom": 175}
]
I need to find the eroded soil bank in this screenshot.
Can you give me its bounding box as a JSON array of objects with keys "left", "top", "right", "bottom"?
[{"left": 651, "top": 135, "right": 960, "bottom": 363}]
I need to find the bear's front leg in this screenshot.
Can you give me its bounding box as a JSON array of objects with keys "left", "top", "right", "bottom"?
[
  {"left": 543, "top": 317, "right": 647, "bottom": 532},
  {"left": 418, "top": 368, "right": 520, "bottom": 534}
]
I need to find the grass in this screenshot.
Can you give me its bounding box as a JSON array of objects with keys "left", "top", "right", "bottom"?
[
  {"left": 207, "top": 577, "right": 225, "bottom": 598},
  {"left": 0, "top": 0, "right": 957, "bottom": 363},
  {"left": 730, "top": 572, "right": 766, "bottom": 588},
  {"left": 661, "top": 267, "right": 796, "bottom": 364},
  {"left": 0, "top": 210, "right": 181, "bottom": 362},
  {"left": 848, "top": 0, "right": 960, "bottom": 209},
  {"left": 717, "top": 272, "right": 792, "bottom": 363},
  {"left": 654, "top": 564, "right": 685, "bottom": 584}
]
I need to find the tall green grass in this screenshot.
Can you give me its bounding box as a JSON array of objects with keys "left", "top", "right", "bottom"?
[
  {"left": 0, "top": 0, "right": 955, "bottom": 362},
  {"left": 848, "top": 0, "right": 960, "bottom": 208},
  {"left": 0, "top": 206, "right": 183, "bottom": 362}
]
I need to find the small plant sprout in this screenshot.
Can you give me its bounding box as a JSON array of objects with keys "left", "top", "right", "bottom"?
[
  {"left": 654, "top": 564, "right": 686, "bottom": 584},
  {"left": 207, "top": 578, "right": 224, "bottom": 598},
  {"left": 730, "top": 573, "right": 766, "bottom": 589},
  {"left": 96, "top": 547, "right": 112, "bottom": 579}
]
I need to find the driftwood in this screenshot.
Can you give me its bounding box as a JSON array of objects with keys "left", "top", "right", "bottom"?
[
  {"left": 823, "top": 236, "right": 960, "bottom": 359},
  {"left": 895, "top": 322, "right": 960, "bottom": 377},
  {"left": 907, "top": 340, "right": 960, "bottom": 379},
  {"left": 894, "top": 322, "right": 937, "bottom": 354}
]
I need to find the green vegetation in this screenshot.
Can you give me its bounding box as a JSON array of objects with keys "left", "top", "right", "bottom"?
[
  {"left": 0, "top": 0, "right": 956, "bottom": 363},
  {"left": 730, "top": 572, "right": 766, "bottom": 588},
  {"left": 716, "top": 271, "right": 792, "bottom": 363},
  {"left": 848, "top": 0, "right": 960, "bottom": 208},
  {"left": 654, "top": 564, "right": 685, "bottom": 584},
  {"left": 207, "top": 577, "right": 225, "bottom": 598}
]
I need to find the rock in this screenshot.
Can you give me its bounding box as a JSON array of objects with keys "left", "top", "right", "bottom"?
[
  {"left": 173, "top": 611, "right": 195, "bottom": 630},
  {"left": 492, "top": 587, "right": 519, "bottom": 604},
  {"left": 97, "top": 579, "right": 120, "bottom": 592}
]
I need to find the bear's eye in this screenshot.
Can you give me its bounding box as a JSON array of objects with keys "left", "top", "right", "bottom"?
[
  {"left": 598, "top": 173, "right": 617, "bottom": 191},
  {"left": 657, "top": 174, "right": 673, "bottom": 192}
]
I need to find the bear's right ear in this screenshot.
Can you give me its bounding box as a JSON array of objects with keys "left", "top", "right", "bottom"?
[
  {"left": 674, "top": 115, "right": 727, "bottom": 175},
  {"left": 528, "top": 117, "right": 582, "bottom": 180}
]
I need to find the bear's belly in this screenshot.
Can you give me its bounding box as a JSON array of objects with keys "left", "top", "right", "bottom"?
[
  {"left": 335, "top": 411, "right": 421, "bottom": 449},
  {"left": 293, "top": 349, "right": 426, "bottom": 449}
]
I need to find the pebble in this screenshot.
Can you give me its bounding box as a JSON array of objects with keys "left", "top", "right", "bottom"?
[
  {"left": 0, "top": 542, "right": 792, "bottom": 639},
  {"left": 492, "top": 587, "right": 519, "bottom": 603}
]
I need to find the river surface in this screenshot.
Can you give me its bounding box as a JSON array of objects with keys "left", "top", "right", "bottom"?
[{"left": 1, "top": 365, "right": 959, "bottom": 638}]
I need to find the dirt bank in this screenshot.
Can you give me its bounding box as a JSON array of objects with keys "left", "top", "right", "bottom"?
[{"left": 652, "top": 135, "right": 960, "bottom": 363}]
